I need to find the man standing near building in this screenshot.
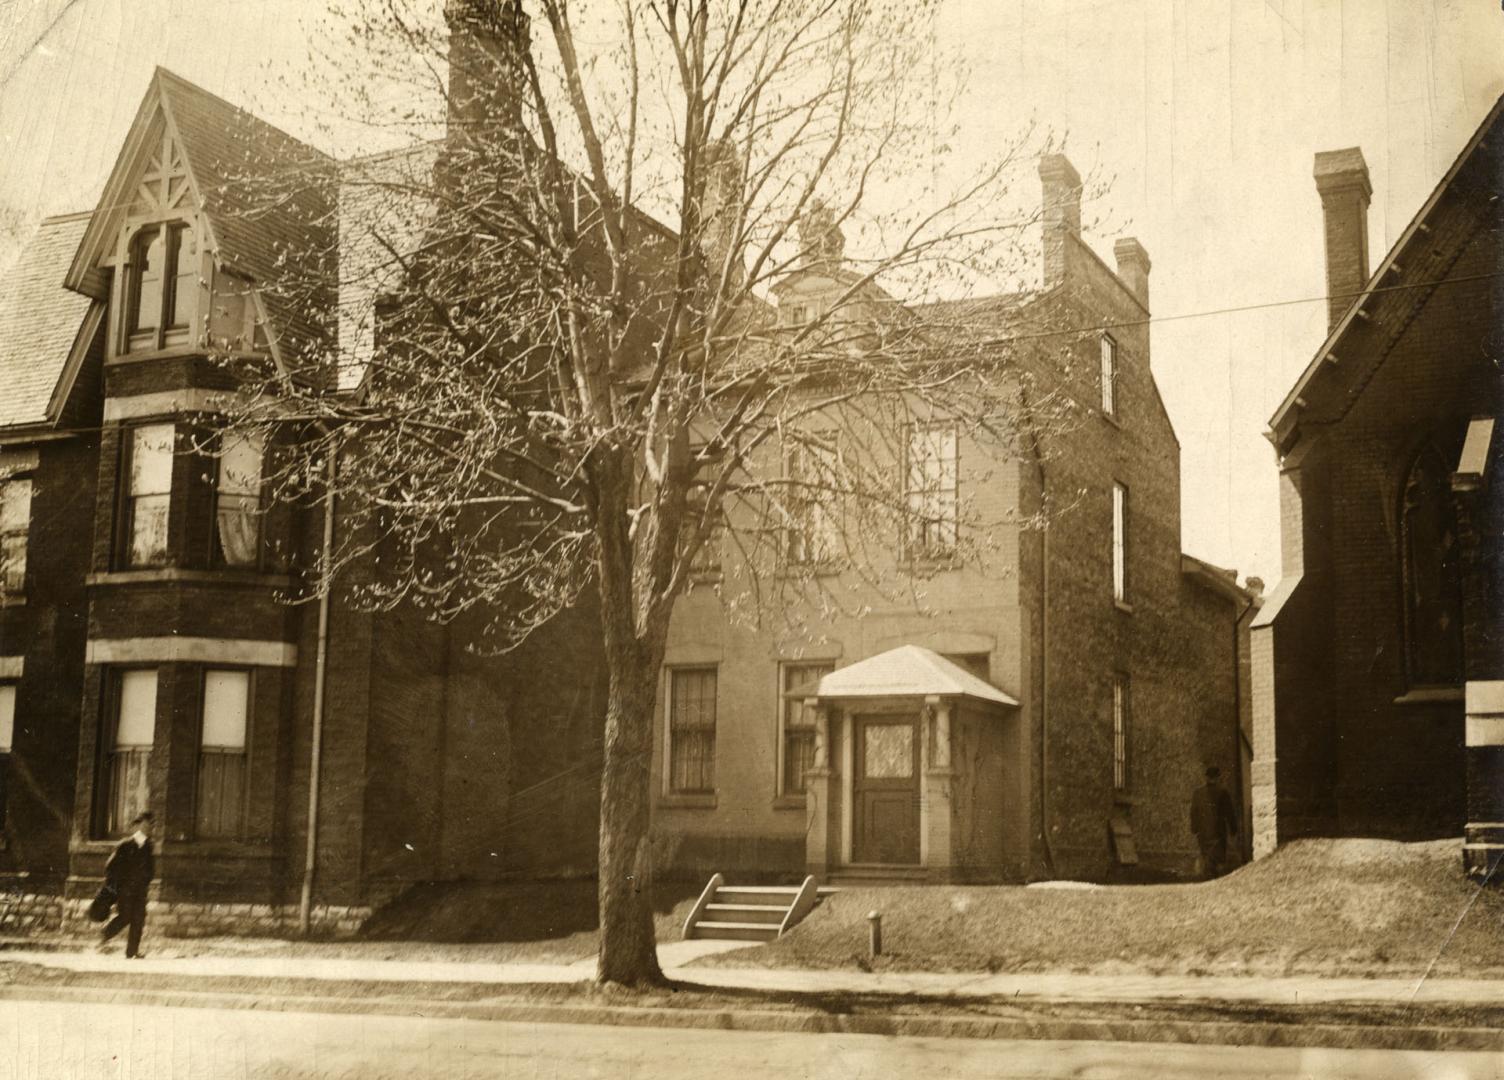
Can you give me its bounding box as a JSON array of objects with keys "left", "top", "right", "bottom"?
[
  {"left": 101, "top": 811, "right": 154, "bottom": 958},
  {"left": 1190, "top": 767, "right": 1239, "bottom": 879}
]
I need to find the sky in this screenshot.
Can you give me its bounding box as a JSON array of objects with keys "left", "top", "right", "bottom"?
[{"left": 1, "top": 0, "right": 1500, "bottom": 586}]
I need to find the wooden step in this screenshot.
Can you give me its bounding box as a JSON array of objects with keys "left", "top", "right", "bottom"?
[
  {"left": 690, "top": 920, "right": 781, "bottom": 941},
  {"left": 682, "top": 874, "right": 825, "bottom": 942},
  {"left": 704, "top": 902, "right": 787, "bottom": 924}
]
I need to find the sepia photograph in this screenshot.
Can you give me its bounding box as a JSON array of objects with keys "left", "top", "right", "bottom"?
[{"left": 0, "top": 0, "right": 1500, "bottom": 1076}]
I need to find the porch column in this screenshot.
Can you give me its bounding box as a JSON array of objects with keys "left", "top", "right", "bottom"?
[
  {"left": 924, "top": 697, "right": 957, "bottom": 882},
  {"left": 805, "top": 703, "right": 839, "bottom": 879}
]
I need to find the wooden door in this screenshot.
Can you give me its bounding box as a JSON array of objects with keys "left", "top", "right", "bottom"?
[{"left": 852, "top": 715, "right": 921, "bottom": 865}]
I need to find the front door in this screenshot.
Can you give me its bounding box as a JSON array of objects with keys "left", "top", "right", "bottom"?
[{"left": 852, "top": 714, "right": 921, "bottom": 864}]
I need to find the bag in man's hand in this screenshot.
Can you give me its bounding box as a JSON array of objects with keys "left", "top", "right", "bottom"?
[{"left": 87, "top": 883, "right": 117, "bottom": 923}]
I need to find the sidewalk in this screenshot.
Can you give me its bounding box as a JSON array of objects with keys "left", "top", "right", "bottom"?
[{"left": 2, "top": 940, "right": 1501, "bottom": 1006}]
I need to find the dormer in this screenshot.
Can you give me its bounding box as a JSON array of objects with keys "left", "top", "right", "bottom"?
[{"left": 65, "top": 69, "right": 332, "bottom": 371}]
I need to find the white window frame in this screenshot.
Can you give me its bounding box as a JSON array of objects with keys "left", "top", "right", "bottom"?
[
  {"left": 0, "top": 477, "right": 33, "bottom": 595},
  {"left": 785, "top": 433, "right": 840, "bottom": 566},
  {"left": 664, "top": 666, "right": 718, "bottom": 796},
  {"left": 102, "top": 668, "right": 157, "bottom": 837},
  {"left": 1100, "top": 333, "right": 1118, "bottom": 417},
  {"left": 0, "top": 681, "right": 15, "bottom": 832},
  {"left": 211, "top": 432, "right": 265, "bottom": 569},
  {"left": 197, "top": 668, "right": 252, "bottom": 839},
  {"left": 777, "top": 661, "right": 834, "bottom": 798},
  {"left": 1112, "top": 672, "right": 1130, "bottom": 792},
  {"left": 1112, "top": 481, "right": 1129, "bottom": 603},
  {"left": 122, "top": 423, "right": 175, "bottom": 569},
  {"left": 904, "top": 422, "right": 958, "bottom": 558}
]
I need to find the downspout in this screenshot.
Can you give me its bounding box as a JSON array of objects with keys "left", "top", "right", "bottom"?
[
  {"left": 1038, "top": 475, "right": 1056, "bottom": 878},
  {"left": 1231, "top": 592, "right": 1255, "bottom": 864},
  {"left": 299, "top": 441, "right": 339, "bottom": 936}
]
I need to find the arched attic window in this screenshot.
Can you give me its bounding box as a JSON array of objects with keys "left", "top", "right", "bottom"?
[
  {"left": 125, "top": 222, "right": 197, "bottom": 351},
  {"left": 1399, "top": 436, "right": 1465, "bottom": 687}
]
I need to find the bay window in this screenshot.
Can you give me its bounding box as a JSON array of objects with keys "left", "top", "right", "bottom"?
[
  {"left": 122, "top": 423, "right": 175, "bottom": 568},
  {"left": 101, "top": 669, "right": 156, "bottom": 837},
  {"left": 212, "top": 433, "right": 264, "bottom": 569},
  {"left": 197, "top": 669, "right": 250, "bottom": 838}
]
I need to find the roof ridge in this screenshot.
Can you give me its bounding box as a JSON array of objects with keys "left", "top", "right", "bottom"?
[{"left": 153, "top": 66, "right": 334, "bottom": 163}]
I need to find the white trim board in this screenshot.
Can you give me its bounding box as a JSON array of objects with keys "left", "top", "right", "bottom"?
[{"left": 86, "top": 637, "right": 297, "bottom": 668}]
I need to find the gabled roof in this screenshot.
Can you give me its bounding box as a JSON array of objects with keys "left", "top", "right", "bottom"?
[
  {"left": 790, "top": 645, "right": 1019, "bottom": 707},
  {"left": 1268, "top": 93, "right": 1504, "bottom": 454},
  {"left": 66, "top": 68, "right": 335, "bottom": 368},
  {"left": 0, "top": 214, "right": 98, "bottom": 431}
]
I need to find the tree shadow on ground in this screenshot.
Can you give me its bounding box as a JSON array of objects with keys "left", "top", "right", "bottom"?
[{"left": 360, "top": 879, "right": 701, "bottom": 943}]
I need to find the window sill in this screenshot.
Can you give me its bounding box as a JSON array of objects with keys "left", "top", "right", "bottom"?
[
  {"left": 87, "top": 569, "right": 291, "bottom": 590},
  {"left": 105, "top": 343, "right": 201, "bottom": 367},
  {"left": 657, "top": 793, "right": 718, "bottom": 810},
  {"left": 0, "top": 594, "right": 26, "bottom": 608},
  {"left": 904, "top": 554, "right": 960, "bottom": 574},
  {"left": 1114, "top": 599, "right": 1134, "bottom": 614},
  {"left": 1394, "top": 686, "right": 1463, "bottom": 706},
  {"left": 1113, "top": 792, "right": 1136, "bottom": 807},
  {"left": 772, "top": 794, "right": 808, "bottom": 811},
  {"left": 1100, "top": 410, "right": 1122, "bottom": 429}
]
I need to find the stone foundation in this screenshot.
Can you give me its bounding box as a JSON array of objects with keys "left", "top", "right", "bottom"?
[{"left": 3, "top": 894, "right": 374, "bottom": 940}]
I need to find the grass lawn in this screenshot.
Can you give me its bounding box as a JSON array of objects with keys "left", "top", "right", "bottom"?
[{"left": 696, "top": 838, "right": 1504, "bottom": 978}]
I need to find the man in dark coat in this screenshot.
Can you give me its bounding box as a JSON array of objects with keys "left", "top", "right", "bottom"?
[
  {"left": 101, "top": 811, "right": 155, "bottom": 958},
  {"left": 1189, "top": 766, "right": 1239, "bottom": 880}
]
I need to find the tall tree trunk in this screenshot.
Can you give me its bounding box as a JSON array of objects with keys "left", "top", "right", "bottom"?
[{"left": 595, "top": 638, "right": 665, "bottom": 985}]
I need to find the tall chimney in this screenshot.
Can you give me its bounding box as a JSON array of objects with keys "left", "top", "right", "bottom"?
[
  {"left": 1313, "top": 147, "right": 1372, "bottom": 331},
  {"left": 445, "top": 0, "right": 528, "bottom": 136},
  {"left": 1039, "top": 154, "right": 1081, "bottom": 286},
  {"left": 1113, "top": 237, "right": 1151, "bottom": 310}
]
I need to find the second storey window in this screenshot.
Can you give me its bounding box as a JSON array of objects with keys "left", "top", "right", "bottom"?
[
  {"left": 0, "top": 682, "right": 14, "bottom": 832},
  {"left": 126, "top": 223, "right": 196, "bottom": 352},
  {"left": 0, "top": 477, "right": 32, "bottom": 594},
  {"left": 1112, "top": 481, "right": 1129, "bottom": 603},
  {"left": 786, "top": 435, "right": 839, "bottom": 565},
  {"left": 197, "top": 669, "right": 250, "bottom": 838},
  {"left": 212, "top": 433, "right": 264, "bottom": 569},
  {"left": 1100, "top": 334, "right": 1118, "bottom": 416},
  {"left": 905, "top": 423, "right": 958, "bottom": 558},
  {"left": 667, "top": 667, "right": 717, "bottom": 795},
  {"left": 102, "top": 669, "right": 156, "bottom": 837},
  {"left": 123, "top": 423, "right": 175, "bottom": 568}
]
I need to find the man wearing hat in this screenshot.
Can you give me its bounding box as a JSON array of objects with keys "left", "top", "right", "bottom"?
[
  {"left": 101, "top": 811, "right": 155, "bottom": 958},
  {"left": 1189, "top": 766, "right": 1239, "bottom": 880}
]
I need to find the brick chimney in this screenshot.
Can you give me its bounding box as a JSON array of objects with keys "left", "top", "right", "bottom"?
[
  {"left": 1039, "top": 154, "right": 1081, "bottom": 286},
  {"left": 445, "top": 0, "right": 528, "bottom": 135},
  {"left": 1113, "top": 238, "right": 1151, "bottom": 310},
  {"left": 1313, "top": 147, "right": 1372, "bottom": 331}
]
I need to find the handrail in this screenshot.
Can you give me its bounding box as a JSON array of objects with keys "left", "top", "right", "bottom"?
[
  {"left": 777, "top": 874, "right": 819, "bottom": 937},
  {"left": 682, "top": 872, "right": 723, "bottom": 939}
]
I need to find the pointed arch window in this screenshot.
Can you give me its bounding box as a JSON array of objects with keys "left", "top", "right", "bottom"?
[
  {"left": 125, "top": 222, "right": 196, "bottom": 351},
  {"left": 1400, "top": 438, "right": 1464, "bottom": 687}
]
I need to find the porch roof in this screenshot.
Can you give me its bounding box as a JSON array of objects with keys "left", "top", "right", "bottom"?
[{"left": 791, "top": 645, "right": 1019, "bottom": 707}]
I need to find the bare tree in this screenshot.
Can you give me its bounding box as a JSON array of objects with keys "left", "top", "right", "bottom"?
[{"left": 219, "top": 0, "right": 1088, "bottom": 986}]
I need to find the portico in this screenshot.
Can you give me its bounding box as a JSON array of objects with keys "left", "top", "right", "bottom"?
[{"left": 793, "top": 645, "right": 1018, "bottom": 882}]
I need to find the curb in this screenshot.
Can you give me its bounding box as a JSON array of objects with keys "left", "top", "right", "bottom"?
[{"left": 1, "top": 983, "right": 1500, "bottom": 1053}]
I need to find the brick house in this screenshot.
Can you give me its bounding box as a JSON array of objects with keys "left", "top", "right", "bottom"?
[
  {"left": 0, "top": 66, "right": 607, "bottom": 935},
  {"left": 1250, "top": 95, "right": 1503, "bottom": 877},
  {"left": 653, "top": 155, "right": 1258, "bottom": 884},
  {"left": 0, "top": 45, "right": 1252, "bottom": 935}
]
